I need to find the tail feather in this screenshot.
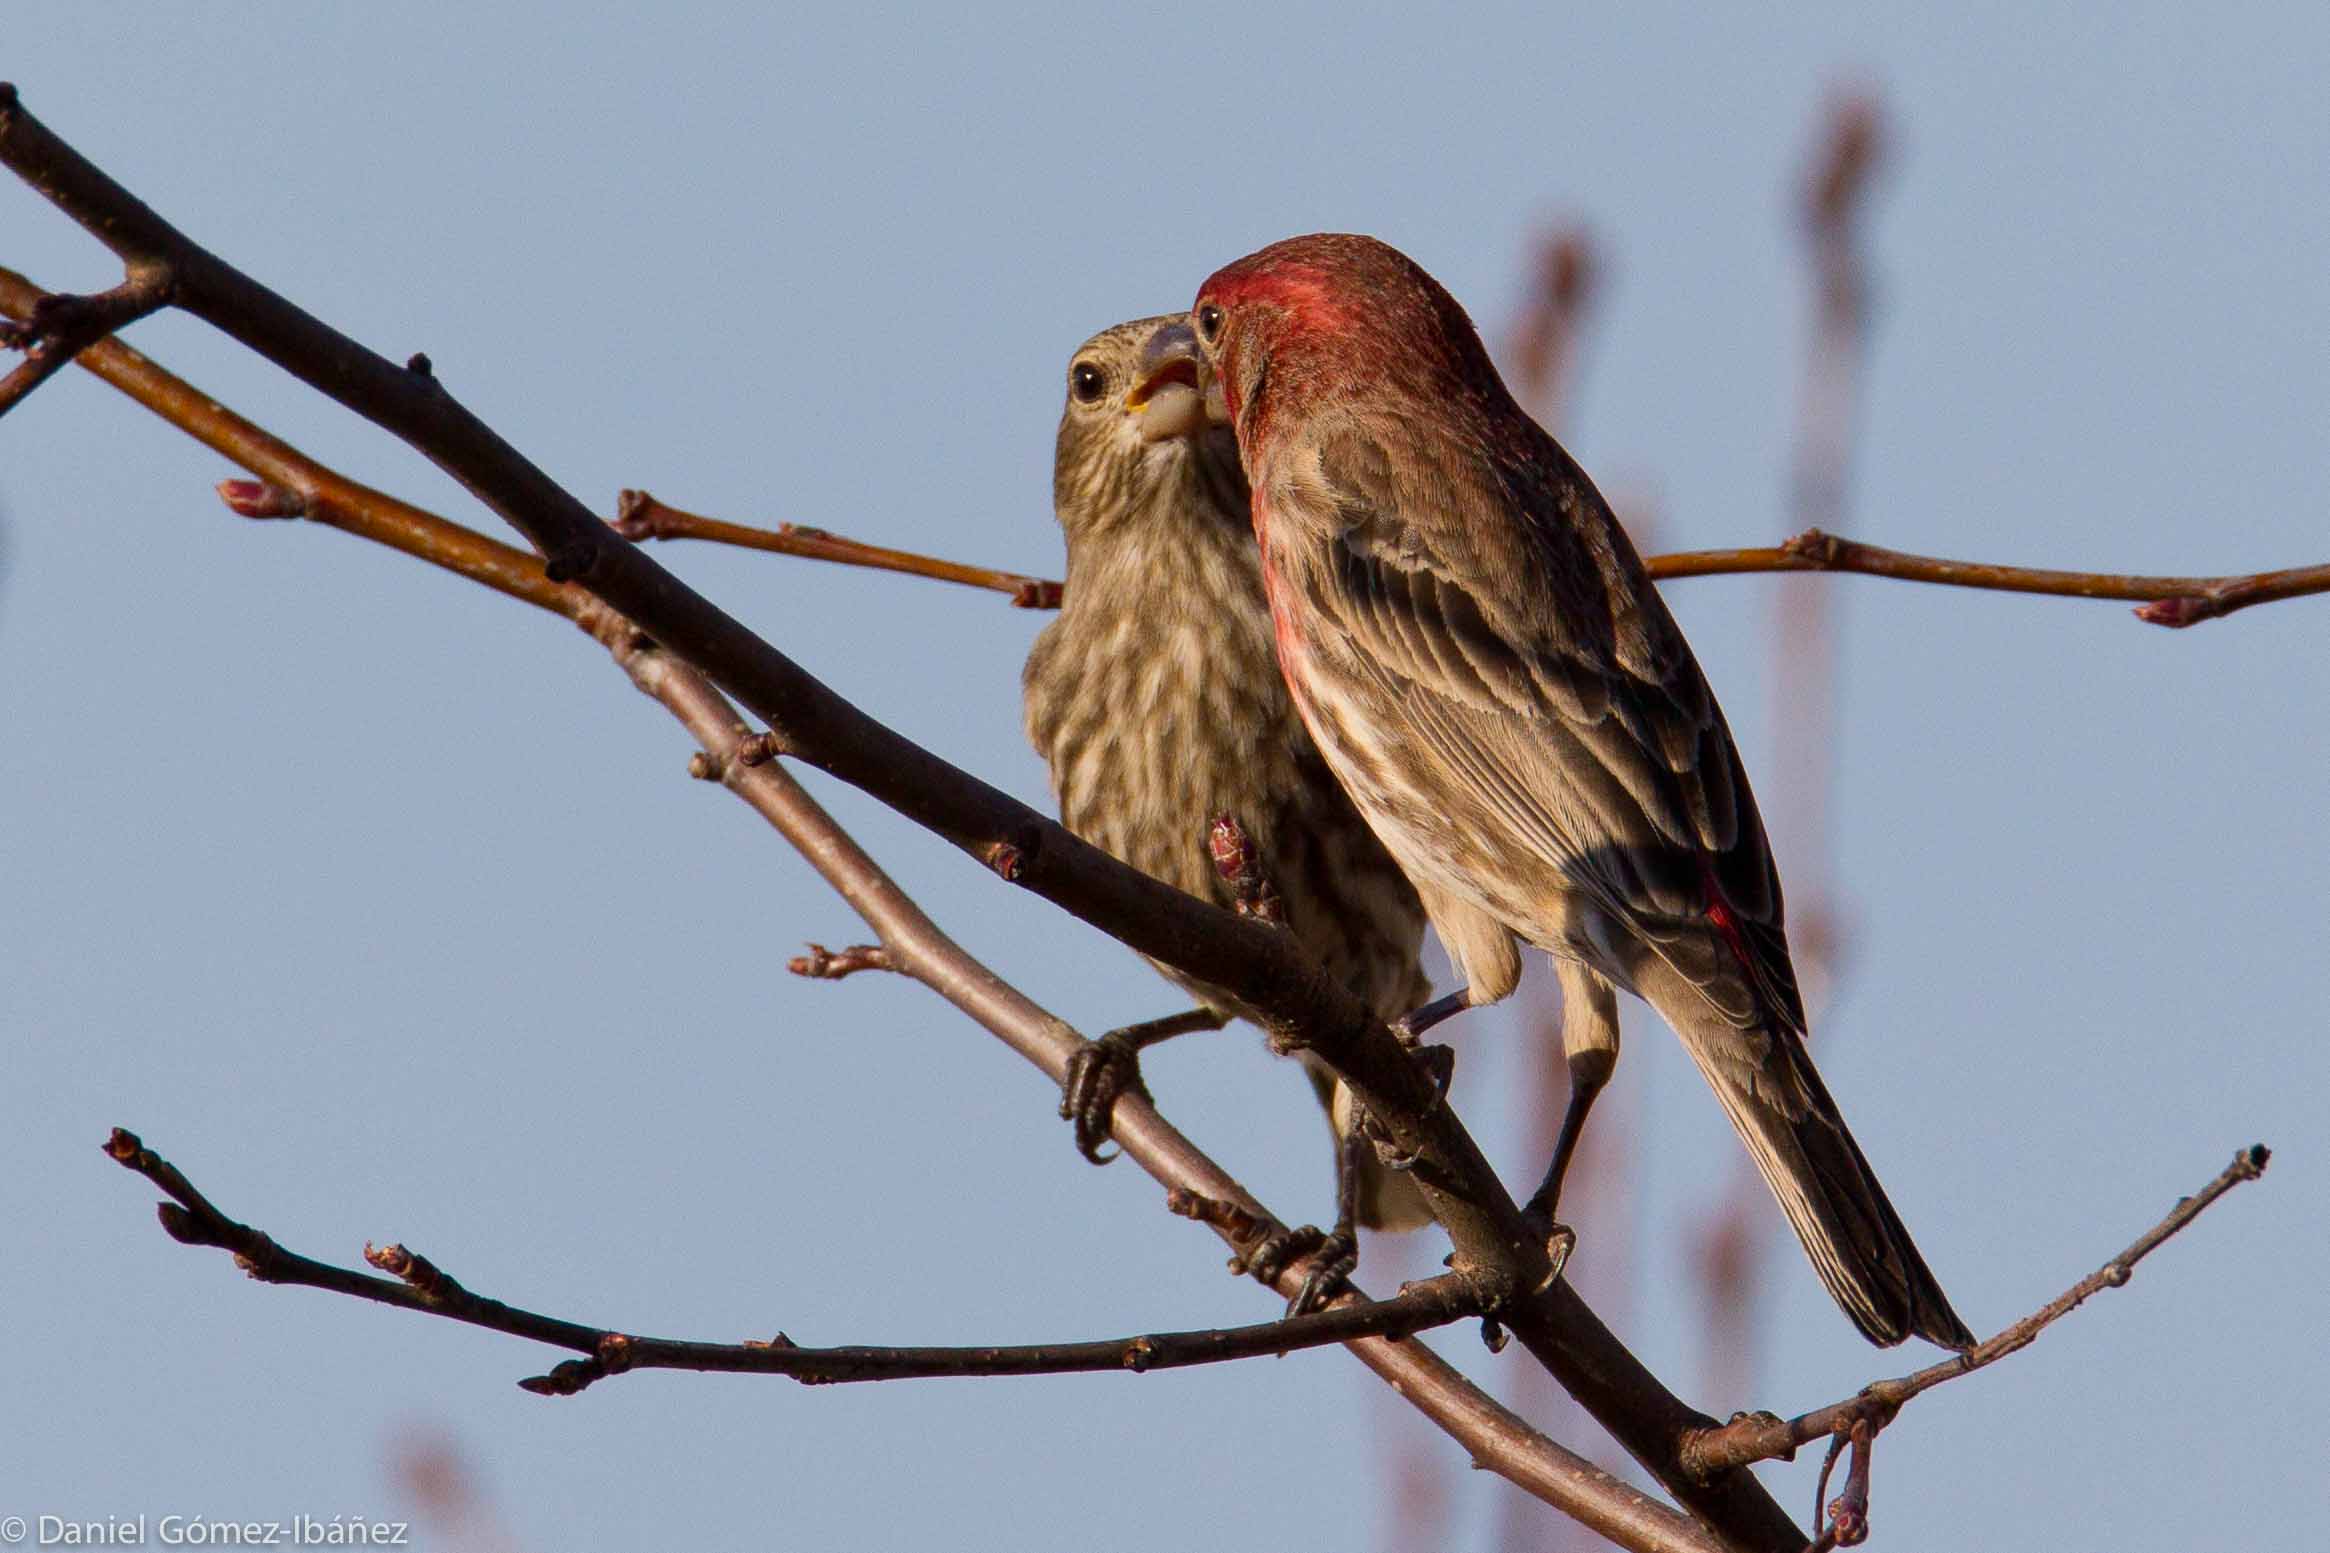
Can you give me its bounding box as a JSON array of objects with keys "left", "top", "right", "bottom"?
[{"left": 1663, "top": 992, "right": 1974, "bottom": 1349}]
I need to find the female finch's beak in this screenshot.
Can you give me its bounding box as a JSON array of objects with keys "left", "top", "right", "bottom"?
[{"left": 1126, "top": 321, "right": 1230, "bottom": 441}]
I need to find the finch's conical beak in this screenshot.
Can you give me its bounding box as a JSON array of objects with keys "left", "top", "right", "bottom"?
[{"left": 1126, "top": 322, "right": 1229, "bottom": 441}]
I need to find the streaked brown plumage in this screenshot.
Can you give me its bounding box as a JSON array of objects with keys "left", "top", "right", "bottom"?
[
  {"left": 1024, "top": 314, "right": 1432, "bottom": 1232},
  {"left": 1192, "top": 236, "right": 1973, "bottom": 1348}
]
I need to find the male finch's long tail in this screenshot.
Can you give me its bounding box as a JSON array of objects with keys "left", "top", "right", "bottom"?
[{"left": 1657, "top": 976, "right": 1974, "bottom": 1349}]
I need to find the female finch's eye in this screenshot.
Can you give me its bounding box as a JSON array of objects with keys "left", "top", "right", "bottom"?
[
  {"left": 1196, "top": 304, "right": 1224, "bottom": 343},
  {"left": 1070, "top": 363, "right": 1107, "bottom": 403}
]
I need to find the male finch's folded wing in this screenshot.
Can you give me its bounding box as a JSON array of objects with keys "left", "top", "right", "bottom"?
[{"left": 1285, "top": 422, "right": 1801, "bottom": 1032}]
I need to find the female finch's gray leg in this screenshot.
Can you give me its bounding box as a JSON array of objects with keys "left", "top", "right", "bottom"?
[
  {"left": 1245, "top": 1123, "right": 1366, "bottom": 1316},
  {"left": 1060, "top": 1007, "right": 1228, "bottom": 1163},
  {"left": 1521, "top": 963, "right": 1622, "bottom": 1230}
]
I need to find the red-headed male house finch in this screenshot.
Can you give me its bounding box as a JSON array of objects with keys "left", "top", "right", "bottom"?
[
  {"left": 1190, "top": 236, "right": 1974, "bottom": 1349},
  {"left": 1024, "top": 315, "right": 1436, "bottom": 1268}
]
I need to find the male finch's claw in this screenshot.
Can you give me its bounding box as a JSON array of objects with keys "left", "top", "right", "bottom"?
[
  {"left": 1285, "top": 1232, "right": 1358, "bottom": 1316},
  {"left": 1235, "top": 1223, "right": 1356, "bottom": 1316},
  {"left": 1534, "top": 1224, "right": 1577, "bottom": 1295}
]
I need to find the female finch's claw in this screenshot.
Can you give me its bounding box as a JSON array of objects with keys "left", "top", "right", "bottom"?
[
  {"left": 1058, "top": 1006, "right": 1226, "bottom": 1164},
  {"left": 1059, "top": 1031, "right": 1150, "bottom": 1164}
]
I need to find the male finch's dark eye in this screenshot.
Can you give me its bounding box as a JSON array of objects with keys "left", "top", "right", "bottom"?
[
  {"left": 1070, "top": 363, "right": 1107, "bottom": 403},
  {"left": 1196, "top": 304, "right": 1225, "bottom": 342}
]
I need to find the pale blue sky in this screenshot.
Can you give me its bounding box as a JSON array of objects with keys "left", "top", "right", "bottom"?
[{"left": 4, "top": 5, "right": 2323, "bottom": 1550}]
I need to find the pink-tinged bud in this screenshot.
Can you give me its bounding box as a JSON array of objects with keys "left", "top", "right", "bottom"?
[
  {"left": 2134, "top": 595, "right": 2212, "bottom": 628},
  {"left": 1208, "top": 813, "right": 1258, "bottom": 885},
  {"left": 216, "top": 479, "right": 304, "bottom": 518}
]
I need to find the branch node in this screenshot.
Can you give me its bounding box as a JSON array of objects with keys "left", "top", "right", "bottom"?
[
  {"left": 1121, "top": 1337, "right": 1159, "bottom": 1373},
  {"left": 734, "top": 730, "right": 782, "bottom": 767},
  {"left": 1164, "top": 1187, "right": 1267, "bottom": 1247},
  {"left": 1012, "top": 579, "right": 1064, "bottom": 609},
  {"left": 405, "top": 352, "right": 433, "bottom": 378},
  {"left": 0, "top": 268, "right": 174, "bottom": 419},
  {"left": 686, "top": 751, "right": 719, "bottom": 781},
  {"left": 229, "top": 1231, "right": 289, "bottom": 1282},
  {"left": 1782, "top": 527, "right": 1844, "bottom": 565},
  {"left": 541, "top": 538, "right": 599, "bottom": 585},
  {"left": 364, "top": 1241, "right": 466, "bottom": 1302},
  {"left": 788, "top": 942, "right": 893, "bottom": 980},
  {"left": 611, "top": 488, "right": 664, "bottom": 541},
  {"left": 981, "top": 838, "right": 1027, "bottom": 883}
]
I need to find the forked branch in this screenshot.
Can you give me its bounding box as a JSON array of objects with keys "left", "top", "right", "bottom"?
[
  {"left": 1681, "top": 1145, "right": 2271, "bottom": 1486},
  {"left": 104, "top": 1127, "right": 1491, "bottom": 1396}
]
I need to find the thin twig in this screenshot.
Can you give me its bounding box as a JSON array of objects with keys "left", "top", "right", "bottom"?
[
  {"left": 1661, "top": 529, "right": 2329, "bottom": 627},
  {"left": 105, "top": 1124, "right": 1488, "bottom": 1393},
  {"left": 616, "top": 491, "right": 2325, "bottom": 632},
  {"left": 1680, "top": 1145, "right": 2271, "bottom": 1480},
  {"left": 615, "top": 489, "right": 1062, "bottom": 608},
  {"left": 0, "top": 273, "right": 1723, "bottom": 1553},
  {"left": 0, "top": 94, "right": 1803, "bottom": 1548}
]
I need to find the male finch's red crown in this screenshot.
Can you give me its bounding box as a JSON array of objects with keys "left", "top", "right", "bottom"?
[{"left": 1194, "top": 233, "right": 1501, "bottom": 430}]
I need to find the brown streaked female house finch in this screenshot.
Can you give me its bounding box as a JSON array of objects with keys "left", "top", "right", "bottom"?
[
  {"left": 1023, "top": 315, "right": 1437, "bottom": 1272},
  {"left": 1190, "top": 236, "right": 1974, "bottom": 1349}
]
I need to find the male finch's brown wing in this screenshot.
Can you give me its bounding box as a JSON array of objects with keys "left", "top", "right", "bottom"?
[
  {"left": 1289, "top": 423, "right": 1798, "bottom": 1026},
  {"left": 1282, "top": 424, "right": 1974, "bottom": 1348}
]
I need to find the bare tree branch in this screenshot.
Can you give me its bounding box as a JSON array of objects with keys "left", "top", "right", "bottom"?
[
  {"left": 615, "top": 488, "right": 1061, "bottom": 608},
  {"left": 610, "top": 497, "right": 2330, "bottom": 633},
  {"left": 102, "top": 1127, "right": 1495, "bottom": 1391},
  {"left": 0, "top": 89, "right": 1806, "bottom": 1550},
  {"left": 1659, "top": 529, "right": 2330, "bottom": 627},
  {"left": 1680, "top": 1145, "right": 2272, "bottom": 1483}
]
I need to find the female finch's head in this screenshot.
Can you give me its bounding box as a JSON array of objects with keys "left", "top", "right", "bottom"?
[
  {"left": 1052, "top": 315, "right": 1242, "bottom": 539},
  {"left": 1192, "top": 233, "right": 1497, "bottom": 441}
]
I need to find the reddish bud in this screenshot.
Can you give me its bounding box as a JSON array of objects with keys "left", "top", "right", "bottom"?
[
  {"left": 2134, "top": 595, "right": 2212, "bottom": 628},
  {"left": 217, "top": 479, "right": 305, "bottom": 518}
]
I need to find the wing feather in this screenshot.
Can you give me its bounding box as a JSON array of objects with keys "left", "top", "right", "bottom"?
[{"left": 1295, "top": 423, "right": 1804, "bottom": 1032}]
